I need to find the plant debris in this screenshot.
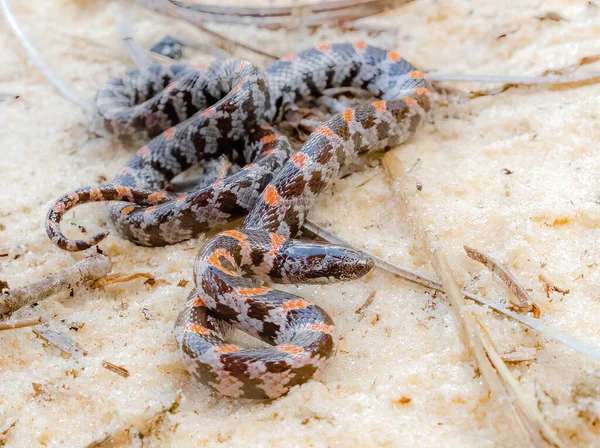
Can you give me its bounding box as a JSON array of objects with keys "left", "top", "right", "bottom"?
[
  {"left": 303, "top": 219, "right": 600, "bottom": 363},
  {"left": 464, "top": 245, "right": 539, "bottom": 316},
  {"left": 0, "top": 420, "right": 17, "bottom": 446},
  {"left": 536, "top": 11, "right": 565, "bottom": 21},
  {"left": 538, "top": 274, "right": 570, "bottom": 298},
  {"left": 92, "top": 272, "right": 168, "bottom": 289},
  {"left": 102, "top": 360, "right": 130, "bottom": 378},
  {"left": 32, "top": 324, "right": 88, "bottom": 360},
  {"left": 393, "top": 396, "right": 411, "bottom": 405},
  {"left": 383, "top": 154, "right": 564, "bottom": 447},
  {"left": 0, "top": 254, "right": 112, "bottom": 315},
  {"left": 355, "top": 290, "right": 376, "bottom": 321},
  {"left": 501, "top": 347, "right": 538, "bottom": 363},
  {"left": 0, "top": 243, "right": 26, "bottom": 259},
  {"left": 85, "top": 393, "right": 181, "bottom": 447},
  {"left": 0, "top": 316, "right": 42, "bottom": 331}
]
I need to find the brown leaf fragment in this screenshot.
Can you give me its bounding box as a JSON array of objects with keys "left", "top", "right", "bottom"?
[
  {"left": 355, "top": 291, "right": 376, "bottom": 321},
  {"left": 464, "top": 245, "right": 536, "bottom": 314},
  {"left": 177, "top": 279, "right": 189, "bottom": 287},
  {"left": 102, "top": 360, "right": 130, "bottom": 378},
  {"left": 538, "top": 274, "right": 570, "bottom": 298}
]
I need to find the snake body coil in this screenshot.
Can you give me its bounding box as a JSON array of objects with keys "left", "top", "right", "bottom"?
[{"left": 46, "top": 43, "right": 430, "bottom": 399}]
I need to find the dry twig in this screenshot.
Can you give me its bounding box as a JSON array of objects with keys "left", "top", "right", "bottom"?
[
  {"left": 501, "top": 347, "right": 538, "bottom": 363},
  {"left": 383, "top": 154, "right": 563, "bottom": 447},
  {"left": 464, "top": 245, "right": 538, "bottom": 315},
  {"left": 0, "top": 254, "right": 112, "bottom": 315}
]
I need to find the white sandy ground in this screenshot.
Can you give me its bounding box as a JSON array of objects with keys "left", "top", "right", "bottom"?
[{"left": 1, "top": 0, "right": 600, "bottom": 446}]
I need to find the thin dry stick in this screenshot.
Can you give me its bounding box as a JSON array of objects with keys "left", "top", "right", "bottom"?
[
  {"left": 136, "top": 0, "right": 279, "bottom": 60},
  {"left": 464, "top": 245, "right": 537, "bottom": 314},
  {"left": 383, "top": 154, "right": 563, "bottom": 447},
  {"left": 0, "top": 254, "right": 112, "bottom": 315},
  {"left": 303, "top": 219, "right": 600, "bottom": 362},
  {"left": 0, "top": 0, "right": 95, "bottom": 116},
  {"left": 0, "top": 317, "right": 42, "bottom": 331}
]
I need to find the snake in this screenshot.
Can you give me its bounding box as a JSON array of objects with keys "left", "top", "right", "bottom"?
[{"left": 45, "top": 42, "right": 431, "bottom": 399}]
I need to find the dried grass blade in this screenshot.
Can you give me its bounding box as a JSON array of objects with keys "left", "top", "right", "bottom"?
[
  {"left": 428, "top": 73, "right": 600, "bottom": 86},
  {"left": 383, "top": 153, "right": 561, "bottom": 446},
  {"left": 464, "top": 245, "right": 537, "bottom": 314},
  {"left": 475, "top": 316, "right": 565, "bottom": 447},
  {"left": 91, "top": 272, "right": 167, "bottom": 288}
]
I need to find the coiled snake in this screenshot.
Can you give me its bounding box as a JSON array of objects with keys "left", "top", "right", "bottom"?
[{"left": 46, "top": 43, "right": 430, "bottom": 399}]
